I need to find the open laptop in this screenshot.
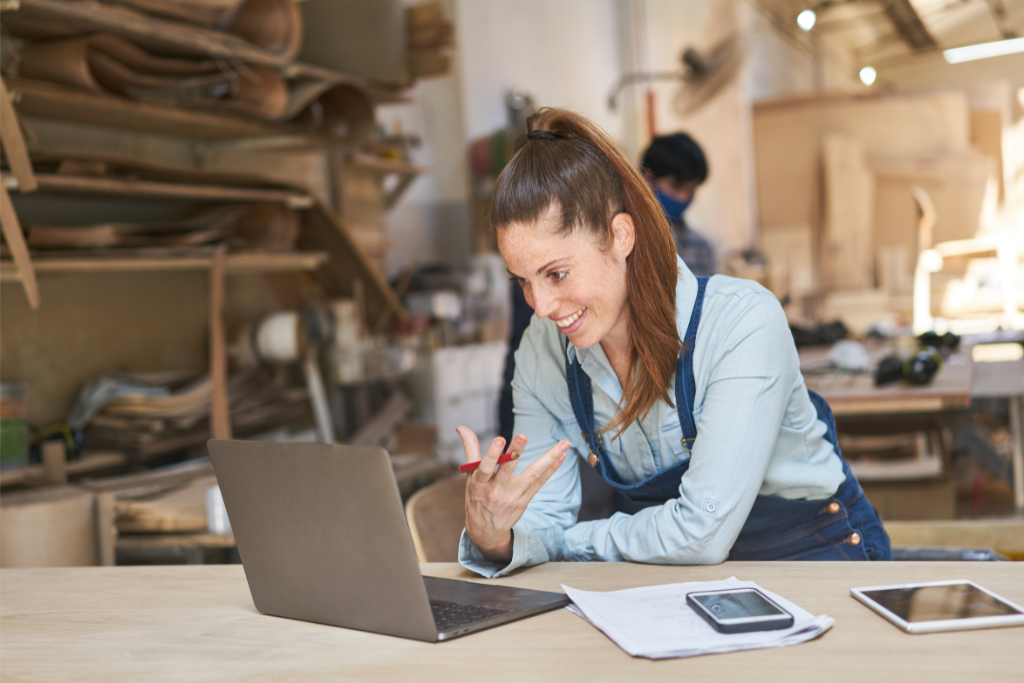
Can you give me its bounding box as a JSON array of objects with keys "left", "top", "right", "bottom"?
[{"left": 207, "top": 439, "right": 569, "bottom": 642}]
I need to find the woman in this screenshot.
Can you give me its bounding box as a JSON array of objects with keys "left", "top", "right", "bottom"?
[{"left": 456, "top": 108, "right": 890, "bottom": 578}]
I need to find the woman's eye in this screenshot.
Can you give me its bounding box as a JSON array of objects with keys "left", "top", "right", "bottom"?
[
  {"left": 508, "top": 275, "right": 528, "bottom": 288},
  {"left": 550, "top": 270, "right": 568, "bottom": 283}
]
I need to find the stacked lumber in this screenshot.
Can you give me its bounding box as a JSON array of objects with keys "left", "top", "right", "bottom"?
[
  {"left": 25, "top": 203, "right": 299, "bottom": 252},
  {"left": 753, "top": 86, "right": 1014, "bottom": 330},
  {"left": 83, "top": 371, "right": 311, "bottom": 460}
]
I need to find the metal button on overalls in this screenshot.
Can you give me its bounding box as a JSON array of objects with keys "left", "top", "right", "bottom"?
[
  {"left": 588, "top": 453, "right": 599, "bottom": 468},
  {"left": 847, "top": 532, "right": 862, "bottom": 546},
  {"left": 826, "top": 502, "right": 840, "bottom": 514}
]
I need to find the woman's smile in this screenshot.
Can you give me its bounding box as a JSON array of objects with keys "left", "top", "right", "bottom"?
[{"left": 553, "top": 307, "right": 587, "bottom": 332}]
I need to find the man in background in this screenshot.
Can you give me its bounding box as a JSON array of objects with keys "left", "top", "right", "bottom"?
[{"left": 642, "top": 133, "right": 717, "bottom": 276}]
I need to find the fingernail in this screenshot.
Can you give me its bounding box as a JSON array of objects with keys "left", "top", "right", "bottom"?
[
  {"left": 515, "top": 434, "right": 527, "bottom": 443},
  {"left": 494, "top": 437, "right": 505, "bottom": 447},
  {"left": 559, "top": 452, "right": 567, "bottom": 462},
  {"left": 559, "top": 441, "right": 570, "bottom": 452}
]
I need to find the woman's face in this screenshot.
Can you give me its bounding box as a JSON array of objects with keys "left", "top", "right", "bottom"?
[{"left": 498, "top": 204, "right": 635, "bottom": 351}]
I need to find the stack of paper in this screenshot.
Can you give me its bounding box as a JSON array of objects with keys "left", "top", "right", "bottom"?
[{"left": 563, "top": 577, "right": 833, "bottom": 659}]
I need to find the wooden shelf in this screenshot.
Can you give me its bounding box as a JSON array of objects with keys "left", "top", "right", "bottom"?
[
  {"left": 6, "top": 78, "right": 332, "bottom": 142},
  {"left": 0, "top": 451, "right": 128, "bottom": 488},
  {"left": 2, "top": 173, "right": 313, "bottom": 208},
  {"left": 0, "top": 250, "right": 328, "bottom": 281}
]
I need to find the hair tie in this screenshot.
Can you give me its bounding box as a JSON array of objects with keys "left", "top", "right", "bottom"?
[{"left": 527, "top": 130, "right": 568, "bottom": 141}]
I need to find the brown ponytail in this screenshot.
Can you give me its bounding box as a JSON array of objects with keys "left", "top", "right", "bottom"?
[{"left": 491, "top": 108, "right": 681, "bottom": 436}]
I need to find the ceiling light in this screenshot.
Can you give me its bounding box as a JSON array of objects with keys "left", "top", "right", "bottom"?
[
  {"left": 859, "top": 66, "right": 877, "bottom": 86},
  {"left": 797, "top": 9, "right": 816, "bottom": 32},
  {"left": 943, "top": 37, "right": 1024, "bottom": 64}
]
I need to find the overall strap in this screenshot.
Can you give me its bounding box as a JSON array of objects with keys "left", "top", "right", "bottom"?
[
  {"left": 675, "top": 275, "right": 710, "bottom": 449},
  {"left": 564, "top": 338, "right": 605, "bottom": 464}
]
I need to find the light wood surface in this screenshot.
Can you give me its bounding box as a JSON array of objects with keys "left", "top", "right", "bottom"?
[
  {"left": 3, "top": 173, "right": 313, "bottom": 208},
  {"left": 800, "top": 347, "right": 974, "bottom": 416},
  {"left": 884, "top": 519, "right": 1024, "bottom": 554},
  {"left": 2, "top": 562, "right": 1021, "bottom": 682},
  {"left": 0, "top": 251, "right": 328, "bottom": 281}
]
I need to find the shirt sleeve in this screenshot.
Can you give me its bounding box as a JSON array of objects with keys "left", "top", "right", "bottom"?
[
  {"left": 562, "top": 291, "right": 796, "bottom": 565},
  {"left": 458, "top": 322, "right": 583, "bottom": 578}
]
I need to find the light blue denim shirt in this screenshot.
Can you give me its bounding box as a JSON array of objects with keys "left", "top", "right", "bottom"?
[{"left": 459, "top": 256, "right": 846, "bottom": 577}]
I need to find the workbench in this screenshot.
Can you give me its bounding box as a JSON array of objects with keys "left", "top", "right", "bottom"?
[{"left": 2, "top": 562, "right": 1021, "bottom": 682}]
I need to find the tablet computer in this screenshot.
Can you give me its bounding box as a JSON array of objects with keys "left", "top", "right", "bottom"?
[{"left": 851, "top": 580, "right": 1024, "bottom": 634}]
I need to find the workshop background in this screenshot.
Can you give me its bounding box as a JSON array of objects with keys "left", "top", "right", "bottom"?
[{"left": 1, "top": 0, "right": 1022, "bottom": 566}]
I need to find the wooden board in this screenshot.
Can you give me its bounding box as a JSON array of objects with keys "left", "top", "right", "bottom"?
[
  {"left": 800, "top": 346, "right": 974, "bottom": 415},
  {"left": 114, "top": 475, "right": 215, "bottom": 533},
  {"left": 4, "top": 173, "right": 312, "bottom": 207},
  {"left": 822, "top": 135, "right": 874, "bottom": 290},
  {"left": 871, "top": 153, "right": 995, "bottom": 284},
  {"left": 1, "top": 562, "right": 1022, "bottom": 681},
  {"left": 7, "top": 78, "right": 300, "bottom": 141},
  {"left": 753, "top": 91, "right": 972, "bottom": 231},
  {"left": 0, "top": 251, "right": 328, "bottom": 281},
  {"left": 760, "top": 224, "right": 815, "bottom": 303}
]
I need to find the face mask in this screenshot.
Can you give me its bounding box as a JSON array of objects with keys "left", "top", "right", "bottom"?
[{"left": 655, "top": 186, "right": 692, "bottom": 222}]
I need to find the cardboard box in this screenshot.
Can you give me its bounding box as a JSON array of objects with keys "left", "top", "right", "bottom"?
[{"left": 860, "top": 478, "right": 957, "bottom": 522}]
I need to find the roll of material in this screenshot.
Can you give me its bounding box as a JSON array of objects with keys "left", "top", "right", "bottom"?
[
  {"left": 253, "top": 311, "right": 301, "bottom": 363},
  {"left": 17, "top": 33, "right": 374, "bottom": 136},
  {"left": 5, "top": 0, "right": 302, "bottom": 66}
]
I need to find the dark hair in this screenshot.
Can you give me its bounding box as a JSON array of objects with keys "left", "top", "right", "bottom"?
[
  {"left": 491, "top": 108, "right": 681, "bottom": 436},
  {"left": 642, "top": 133, "right": 708, "bottom": 185}
]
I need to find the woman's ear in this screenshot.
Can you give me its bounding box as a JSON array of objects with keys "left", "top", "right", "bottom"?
[{"left": 610, "top": 212, "right": 636, "bottom": 260}]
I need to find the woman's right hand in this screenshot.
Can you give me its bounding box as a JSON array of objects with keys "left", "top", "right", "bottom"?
[{"left": 456, "top": 427, "right": 570, "bottom": 564}]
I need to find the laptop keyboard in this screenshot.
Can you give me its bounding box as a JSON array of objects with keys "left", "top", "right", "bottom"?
[{"left": 430, "top": 600, "right": 510, "bottom": 632}]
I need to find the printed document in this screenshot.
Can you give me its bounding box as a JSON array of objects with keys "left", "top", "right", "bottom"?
[{"left": 563, "top": 576, "right": 833, "bottom": 659}]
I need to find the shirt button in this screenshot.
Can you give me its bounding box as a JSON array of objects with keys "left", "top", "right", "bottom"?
[
  {"left": 827, "top": 502, "right": 841, "bottom": 514},
  {"left": 847, "top": 532, "right": 862, "bottom": 546},
  {"left": 706, "top": 502, "right": 717, "bottom": 513},
  {"left": 588, "top": 453, "right": 599, "bottom": 468}
]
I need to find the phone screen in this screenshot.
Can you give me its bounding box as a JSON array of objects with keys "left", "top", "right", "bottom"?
[{"left": 690, "top": 589, "right": 785, "bottom": 621}]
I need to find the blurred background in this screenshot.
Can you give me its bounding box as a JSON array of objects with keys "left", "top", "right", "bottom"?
[{"left": 1, "top": 0, "right": 1022, "bottom": 567}]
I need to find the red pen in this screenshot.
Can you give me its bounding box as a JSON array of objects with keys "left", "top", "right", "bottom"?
[{"left": 459, "top": 452, "right": 519, "bottom": 474}]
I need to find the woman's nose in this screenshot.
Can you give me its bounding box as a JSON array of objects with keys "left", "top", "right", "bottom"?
[{"left": 530, "top": 286, "right": 557, "bottom": 319}]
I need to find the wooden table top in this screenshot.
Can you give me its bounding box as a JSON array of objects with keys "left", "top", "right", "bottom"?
[
  {"left": 800, "top": 346, "right": 974, "bottom": 416},
  {"left": 2, "top": 562, "right": 1022, "bottom": 682}
]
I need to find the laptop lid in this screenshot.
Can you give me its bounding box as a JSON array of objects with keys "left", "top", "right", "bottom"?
[{"left": 208, "top": 439, "right": 439, "bottom": 642}]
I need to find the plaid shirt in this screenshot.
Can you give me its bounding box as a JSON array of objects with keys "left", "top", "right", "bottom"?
[{"left": 671, "top": 218, "right": 717, "bottom": 277}]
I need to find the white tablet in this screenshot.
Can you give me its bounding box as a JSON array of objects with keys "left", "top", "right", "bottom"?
[{"left": 851, "top": 580, "right": 1024, "bottom": 634}]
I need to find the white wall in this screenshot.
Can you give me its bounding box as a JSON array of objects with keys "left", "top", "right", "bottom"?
[{"left": 381, "top": 0, "right": 864, "bottom": 277}]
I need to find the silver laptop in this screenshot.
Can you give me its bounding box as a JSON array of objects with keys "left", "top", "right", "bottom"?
[{"left": 208, "top": 439, "right": 569, "bottom": 642}]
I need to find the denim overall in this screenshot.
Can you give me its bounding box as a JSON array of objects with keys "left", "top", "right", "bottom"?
[{"left": 565, "top": 276, "right": 891, "bottom": 561}]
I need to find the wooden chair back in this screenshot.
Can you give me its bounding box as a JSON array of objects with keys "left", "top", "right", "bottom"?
[{"left": 405, "top": 474, "right": 466, "bottom": 563}]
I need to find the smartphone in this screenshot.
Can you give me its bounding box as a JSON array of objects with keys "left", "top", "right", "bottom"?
[{"left": 686, "top": 587, "right": 795, "bottom": 634}]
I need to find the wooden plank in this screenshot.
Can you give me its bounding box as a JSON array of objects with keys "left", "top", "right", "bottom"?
[
  {"left": 40, "top": 440, "right": 67, "bottom": 485},
  {"left": 3, "top": 173, "right": 312, "bottom": 207},
  {"left": 1, "top": 563, "right": 1022, "bottom": 680},
  {"left": 822, "top": 135, "right": 874, "bottom": 290},
  {"left": 871, "top": 154, "right": 994, "bottom": 276},
  {"left": 298, "top": 200, "right": 406, "bottom": 327},
  {"left": 6, "top": 78, "right": 302, "bottom": 141},
  {"left": 0, "top": 182, "right": 41, "bottom": 308},
  {"left": 4, "top": 0, "right": 299, "bottom": 67},
  {"left": 114, "top": 475, "right": 214, "bottom": 533},
  {"left": 0, "top": 451, "right": 128, "bottom": 488},
  {"left": 94, "top": 492, "right": 117, "bottom": 566},
  {"left": 753, "top": 91, "right": 972, "bottom": 231},
  {"left": 0, "top": 251, "right": 328, "bottom": 281},
  {"left": 0, "top": 78, "right": 38, "bottom": 192},
  {"left": 208, "top": 247, "right": 231, "bottom": 440}
]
